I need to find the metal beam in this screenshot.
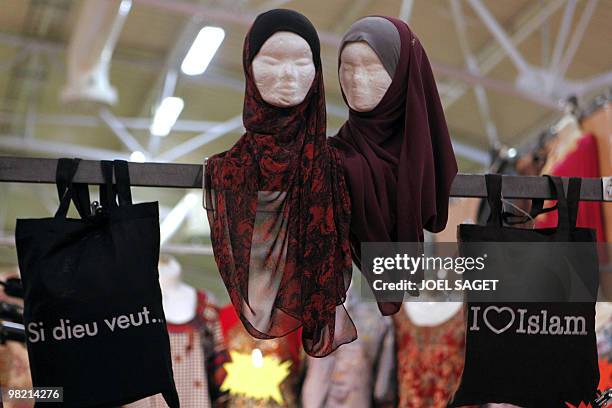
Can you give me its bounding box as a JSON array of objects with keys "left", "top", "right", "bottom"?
[
  {"left": 0, "top": 111, "right": 222, "bottom": 132},
  {"left": 155, "top": 114, "right": 244, "bottom": 162},
  {"left": 540, "top": 0, "right": 551, "bottom": 67},
  {"left": 578, "top": 70, "right": 612, "bottom": 96},
  {"left": 98, "top": 107, "right": 146, "bottom": 154},
  {"left": 553, "top": 0, "right": 598, "bottom": 86},
  {"left": 142, "top": 18, "right": 203, "bottom": 154},
  {"left": 0, "top": 156, "right": 606, "bottom": 201},
  {"left": 450, "top": 0, "right": 499, "bottom": 148},
  {"left": 399, "top": 0, "right": 415, "bottom": 22},
  {"left": 443, "top": 0, "right": 566, "bottom": 109},
  {"left": 549, "top": 0, "right": 576, "bottom": 70},
  {"left": 130, "top": 0, "right": 559, "bottom": 106},
  {"left": 466, "top": 0, "right": 532, "bottom": 75},
  {"left": 451, "top": 141, "right": 490, "bottom": 165},
  {"left": 0, "top": 13, "right": 564, "bottom": 109},
  {"left": 434, "top": 63, "right": 558, "bottom": 109},
  {"left": 0, "top": 16, "right": 556, "bottom": 164},
  {"left": 0, "top": 137, "right": 129, "bottom": 160},
  {"left": 162, "top": 243, "right": 213, "bottom": 256}
]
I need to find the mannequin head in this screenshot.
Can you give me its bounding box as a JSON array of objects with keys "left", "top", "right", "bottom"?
[
  {"left": 339, "top": 41, "right": 392, "bottom": 112},
  {"left": 338, "top": 16, "right": 400, "bottom": 113},
  {"left": 158, "top": 255, "right": 182, "bottom": 288},
  {"left": 252, "top": 31, "right": 316, "bottom": 108}
]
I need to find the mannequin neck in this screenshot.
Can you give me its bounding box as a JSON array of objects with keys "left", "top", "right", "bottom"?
[
  {"left": 159, "top": 272, "right": 183, "bottom": 292},
  {"left": 404, "top": 302, "right": 462, "bottom": 327},
  {"left": 160, "top": 281, "right": 197, "bottom": 324},
  {"left": 158, "top": 259, "right": 197, "bottom": 324}
]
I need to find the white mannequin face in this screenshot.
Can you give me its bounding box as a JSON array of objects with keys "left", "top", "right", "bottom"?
[
  {"left": 339, "top": 41, "right": 392, "bottom": 112},
  {"left": 252, "top": 31, "right": 316, "bottom": 107}
]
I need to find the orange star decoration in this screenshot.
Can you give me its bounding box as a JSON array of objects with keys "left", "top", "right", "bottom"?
[
  {"left": 599, "top": 358, "right": 612, "bottom": 391},
  {"left": 221, "top": 350, "right": 292, "bottom": 404}
]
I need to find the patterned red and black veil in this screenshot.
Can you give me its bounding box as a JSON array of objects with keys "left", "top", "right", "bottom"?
[{"left": 204, "top": 9, "right": 356, "bottom": 358}]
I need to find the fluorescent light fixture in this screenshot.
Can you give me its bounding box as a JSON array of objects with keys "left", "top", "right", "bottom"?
[
  {"left": 150, "top": 96, "right": 184, "bottom": 137},
  {"left": 181, "top": 26, "right": 225, "bottom": 76},
  {"left": 129, "top": 151, "right": 146, "bottom": 162},
  {"left": 118, "top": 0, "right": 132, "bottom": 15}
]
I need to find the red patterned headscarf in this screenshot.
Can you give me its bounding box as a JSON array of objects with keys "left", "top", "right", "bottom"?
[{"left": 204, "top": 9, "right": 356, "bottom": 357}]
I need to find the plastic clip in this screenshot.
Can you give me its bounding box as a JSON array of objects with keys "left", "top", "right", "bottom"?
[{"left": 603, "top": 177, "right": 612, "bottom": 201}]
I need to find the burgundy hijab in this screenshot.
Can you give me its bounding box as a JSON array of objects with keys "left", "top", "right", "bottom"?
[
  {"left": 205, "top": 9, "right": 356, "bottom": 357},
  {"left": 330, "top": 16, "right": 458, "bottom": 315}
]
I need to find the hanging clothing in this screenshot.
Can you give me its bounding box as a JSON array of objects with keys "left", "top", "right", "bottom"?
[
  {"left": 301, "top": 291, "right": 396, "bottom": 408},
  {"left": 125, "top": 291, "right": 230, "bottom": 408},
  {"left": 581, "top": 104, "right": 612, "bottom": 243},
  {"left": 0, "top": 271, "right": 32, "bottom": 408},
  {"left": 536, "top": 133, "right": 606, "bottom": 242},
  {"left": 204, "top": 8, "right": 355, "bottom": 358},
  {"left": 393, "top": 305, "right": 467, "bottom": 408},
  {"left": 329, "top": 16, "right": 457, "bottom": 316},
  {"left": 596, "top": 302, "right": 612, "bottom": 391},
  {"left": 0, "top": 342, "right": 32, "bottom": 408},
  {"left": 218, "top": 304, "right": 302, "bottom": 408}
]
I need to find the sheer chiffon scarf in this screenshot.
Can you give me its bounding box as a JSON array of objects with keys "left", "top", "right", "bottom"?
[{"left": 205, "top": 9, "right": 355, "bottom": 357}]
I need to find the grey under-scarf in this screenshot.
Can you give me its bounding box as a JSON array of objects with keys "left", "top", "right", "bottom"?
[{"left": 339, "top": 16, "right": 401, "bottom": 78}]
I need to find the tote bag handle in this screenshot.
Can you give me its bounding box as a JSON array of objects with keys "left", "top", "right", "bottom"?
[
  {"left": 100, "top": 160, "right": 133, "bottom": 210},
  {"left": 55, "top": 159, "right": 133, "bottom": 219},
  {"left": 55, "top": 158, "right": 92, "bottom": 219},
  {"left": 484, "top": 174, "right": 578, "bottom": 233}
]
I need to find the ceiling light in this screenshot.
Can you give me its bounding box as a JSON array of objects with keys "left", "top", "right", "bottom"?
[
  {"left": 129, "top": 151, "right": 146, "bottom": 162},
  {"left": 150, "top": 96, "right": 184, "bottom": 137},
  {"left": 181, "top": 26, "right": 225, "bottom": 76}
]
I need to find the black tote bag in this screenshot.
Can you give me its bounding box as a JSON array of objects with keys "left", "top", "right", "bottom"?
[
  {"left": 15, "top": 159, "right": 180, "bottom": 408},
  {"left": 449, "top": 174, "right": 599, "bottom": 408}
]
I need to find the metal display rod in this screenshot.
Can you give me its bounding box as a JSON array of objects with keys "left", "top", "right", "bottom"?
[{"left": 0, "top": 156, "right": 609, "bottom": 201}]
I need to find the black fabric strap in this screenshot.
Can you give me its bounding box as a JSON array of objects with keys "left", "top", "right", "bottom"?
[
  {"left": 501, "top": 196, "right": 558, "bottom": 226},
  {"left": 55, "top": 159, "right": 77, "bottom": 219},
  {"left": 113, "top": 160, "right": 132, "bottom": 206},
  {"left": 485, "top": 174, "right": 503, "bottom": 227},
  {"left": 566, "top": 177, "right": 581, "bottom": 230},
  {"left": 549, "top": 176, "right": 570, "bottom": 233},
  {"left": 100, "top": 161, "right": 117, "bottom": 210},
  {"left": 54, "top": 158, "right": 91, "bottom": 219}
]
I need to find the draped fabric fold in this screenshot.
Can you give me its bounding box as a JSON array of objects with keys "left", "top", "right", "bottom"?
[
  {"left": 330, "top": 16, "right": 458, "bottom": 316},
  {"left": 204, "top": 9, "right": 356, "bottom": 358}
]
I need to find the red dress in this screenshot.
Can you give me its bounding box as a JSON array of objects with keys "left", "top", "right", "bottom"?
[
  {"left": 393, "top": 307, "right": 470, "bottom": 408},
  {"left": 536, "top": 133, "right": 606, "bottom": 242}
]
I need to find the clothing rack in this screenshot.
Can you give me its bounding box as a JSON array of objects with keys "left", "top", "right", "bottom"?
[
  {"left": 0, "top": 156, "right": 610, "bottom": 201},
  {"left": 1, "top": 155, "right": 612, "bottom": 407}
]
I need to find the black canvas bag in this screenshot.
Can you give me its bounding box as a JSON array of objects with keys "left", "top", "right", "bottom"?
[
  {"left": 449, "top": 174, "right": 599, "bottom": 407},
  {"left": 15, "top": 159, "right": 180, "bottom": 408}
]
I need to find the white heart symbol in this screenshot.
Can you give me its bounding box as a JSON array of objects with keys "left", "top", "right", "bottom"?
[{"left": 483, "top": 306, "right": 515, "bottom": 334}]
